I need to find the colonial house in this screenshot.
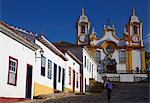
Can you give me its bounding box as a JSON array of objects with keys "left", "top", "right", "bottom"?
[
  {"left": 9, "top": 24, "right": 69, "bottom": 95},
  {"left": 76, "top": 8, "right": 146, "bottom": 74},
  {"left": 9, "top": 25, "right": 82, "bottom": 94},
  {"left": 0, "top": 21, "right": 39, "bottom": 101},
  {"left": 0, "top": 21, "right": 69, "bottom": 98},
  {"left": 62, "top": 50, "right": 82, "bottom": 93},
  {"left": 34, "top": 35, "right": 68, "bottom": 96},
  {"left": 82, "top": 46, "right": 99, "bottom": 91},
  {"left": 54, "top": 42, "right": 99, "bottom": 92}
]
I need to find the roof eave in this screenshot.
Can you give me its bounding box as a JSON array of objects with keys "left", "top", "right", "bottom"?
[
  {"left": 37, "top": 35, "right": 68, "bottom": 61},
  {"left": 66, "top": 50, "right": 82, "bottom": 65},
  {"left": 0, "top": 22, "right": 39, "bottom": 51}
]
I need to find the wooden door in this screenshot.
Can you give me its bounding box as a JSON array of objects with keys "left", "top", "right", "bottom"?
[
  {"left": 53, "top": 63, "right": 57, "bottom": 90},
  {"left": 26, "top": 64, "right": 33, "bottom": 99},
  {"left": 62, "top": 68, "right": 65, "bottom": 91},
  {"left": 72, "top": 70, "right": 75, "bottom": 92}
]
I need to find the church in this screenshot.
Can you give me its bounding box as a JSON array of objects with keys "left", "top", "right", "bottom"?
[{"left": 76, "top": 8, "right": 146, "bottom": 74}]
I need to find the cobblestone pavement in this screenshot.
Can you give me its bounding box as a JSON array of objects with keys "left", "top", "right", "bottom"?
[
  {"left": 21, "top": 82, "right": 149, "bottom": 103},
  {"left": 43, "top": 82, "right": 149, "bottom": 103}
]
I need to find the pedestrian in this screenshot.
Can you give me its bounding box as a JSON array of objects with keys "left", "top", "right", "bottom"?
[{"left": 105, "top": 79, "right": 112, "bottom": 102}]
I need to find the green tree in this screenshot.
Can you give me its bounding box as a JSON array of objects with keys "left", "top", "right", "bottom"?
[{"left": 145, "top": 51, "right": 150, "bottom": 70}]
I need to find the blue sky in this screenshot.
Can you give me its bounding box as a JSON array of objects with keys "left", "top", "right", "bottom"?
[{"left": 1, "top": 0, "right": 150, "bottom": 51}]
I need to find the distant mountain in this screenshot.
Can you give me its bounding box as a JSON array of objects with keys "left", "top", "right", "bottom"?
[{"left": 143, "top": 33, "right": 150, "bottom": 52}]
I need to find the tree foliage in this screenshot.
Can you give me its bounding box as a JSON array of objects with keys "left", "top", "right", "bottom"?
[{"left": 145, "top": 51, "right": 150, "bottom": 68}]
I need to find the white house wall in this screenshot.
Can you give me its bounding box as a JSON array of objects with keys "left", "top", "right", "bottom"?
[
  {"left": 65, "top": 53, "right": 80, "bottom": 92},
  {"left": 93, "top": 64, "right": 99, "bottom": 82},
  {"left": 82, "top": 48, "right": 97, "bottom": 92},
  {"left": 0, "top": 33, "right": 2, "bottom": 88},
  {"left": 35, "top": 40, "right": 66, "bottom": 92},
  {"left": 132, "top": 50, "right": 141, "bottom": 72},
  {"left": 0, "top": 32, "right": 35, "bottom": 98}
]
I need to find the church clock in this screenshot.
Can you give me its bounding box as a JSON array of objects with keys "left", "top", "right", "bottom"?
[
  {"left": 131, "top": 34, "right": 140, "bottom": 43},
  {"left": 78, "top": 34, "right": 87, "bottom": 43}
]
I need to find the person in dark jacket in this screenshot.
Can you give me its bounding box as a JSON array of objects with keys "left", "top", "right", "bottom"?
[{"left": 105, "top": 79, "right": 112, "bottom": 102}]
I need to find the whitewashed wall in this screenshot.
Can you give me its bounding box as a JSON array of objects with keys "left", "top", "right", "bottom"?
[
  {"left": 120, "top": 74, "right": 134, "bottom": 82},
  {"left": 132, "top": 50, "right": 141, "bottom": 72},
  {"left": 0, "top": 32, "right": 2, "bottom": 89},
  {"left": 130, "top": 26, "right": 133, "bottom": 39},
  {"left": 100, "top": 49, "right": 105, "bottom": 61},
  {"left": 93, "top": 64, "right": 98, "bottom": 81},
  {"left": 114, "top": 50, "right": 126, "bottom": 73},
  {"left": 35, "top": 40, "right": 66, "bottom": 91},
  {"left": 94, "top": 31, "right": 119, "bottom": 46},
  {"left": 96, "top": 72, "right": 101, "bottom": 83},
  {"left": 103, "top": 73, "right": 147, "bottom": 82},
  {"left": 82, "top": 48, "right": 97, "bottom": 92},
  {"left": 65, "top": 53, "right": 80, "bottom": 92},
  {"left": 0, "top": 32, "right": 35, "bottom": 98}
]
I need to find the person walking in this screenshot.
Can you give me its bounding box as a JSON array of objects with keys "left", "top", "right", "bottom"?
[{"left": 105, "top": 79, "right": 112, "bottom": 102}]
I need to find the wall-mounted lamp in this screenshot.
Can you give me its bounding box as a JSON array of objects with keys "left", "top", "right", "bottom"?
[
  {"left": 39, "top": 48, "right": 44, "bottom": 56},
  {"left": 35, "top": 48, "right": 44, "bottom": 60}
]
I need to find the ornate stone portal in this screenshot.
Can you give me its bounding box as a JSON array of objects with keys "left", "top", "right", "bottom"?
[
  {"left": 102, "top": 44, "right": 117, "bottom": 73},
  {"left": 103, "top": 55, "right": 117, "bottom": 73}
]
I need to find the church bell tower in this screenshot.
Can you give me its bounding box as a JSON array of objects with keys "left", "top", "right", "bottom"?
[
  {"left": 125, "top": 8, "right": 143, "bottom": 47},
  {"left": 76, "top": 7, "right": 91, "bottom": 45},
  {"left": 124, "top": 8, "right": 146, "bottom": 73}
]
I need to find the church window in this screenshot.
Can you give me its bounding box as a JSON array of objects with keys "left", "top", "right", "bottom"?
[
  {"left": 133, "top": 25, "right": 138, "bottom": 34},
  {"left": 119, "top": 51, "right": 126, "bottom": 64},
  {"left": 94, "top": 51, "right": 101, "bottom": 63},
  {"left": 85, "top": 26, "right": 88, "bottom": 34},
  {"left": 81, "top": 25, "right": 85, "bottom": 34}
]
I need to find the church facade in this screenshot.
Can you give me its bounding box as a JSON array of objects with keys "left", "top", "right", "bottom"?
[{"left": 76, "top": 8, "right": 146, "bottom": 74}]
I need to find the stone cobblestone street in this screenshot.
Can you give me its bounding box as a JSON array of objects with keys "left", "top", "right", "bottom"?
[
  {"left": 26, "top": 82, "right": 149, "bottom": 103},
  {"left": 44, "top": 83, "right": 149, "bottom": 103},
  {"left": 20, "top": 82, "right": 150, "bottom": 103}
]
